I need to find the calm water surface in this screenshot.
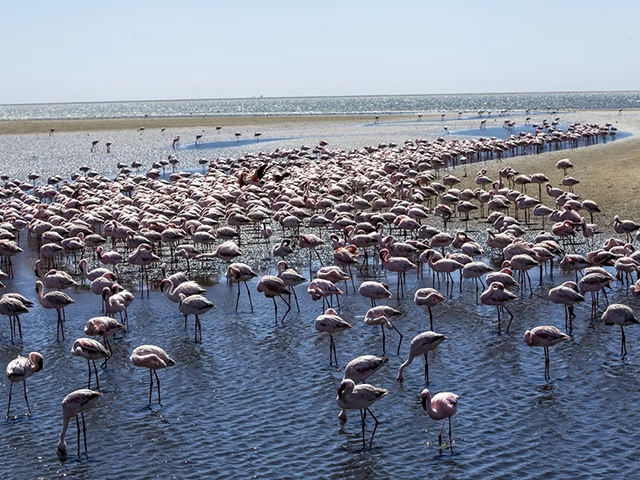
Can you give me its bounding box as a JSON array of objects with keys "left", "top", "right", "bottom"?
[{"left": 0, "top": 98, "right": 638, "bottom": 479}]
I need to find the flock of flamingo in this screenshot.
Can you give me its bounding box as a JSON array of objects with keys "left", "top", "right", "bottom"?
[{"left": 2, "top": 116, "right": 638, "bottom": 455}]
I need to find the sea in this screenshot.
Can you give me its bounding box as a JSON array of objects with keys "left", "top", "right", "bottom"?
[
  {"left": 0, "top": 92, "right": 639, "bottom": 479},
  {"left": 1, "top": 91, "right": 640, "bottom": 121}
]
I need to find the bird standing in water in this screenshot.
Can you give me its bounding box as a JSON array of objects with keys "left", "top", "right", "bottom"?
[
  {"left": 6, "top": 352, "right": 44, "bottom": 417},
  {"left": 421, "top": 388, "right": 459, "bottom": 452},
  {"left": 130, "top": 345, "right": 176, "bottom": 406}
]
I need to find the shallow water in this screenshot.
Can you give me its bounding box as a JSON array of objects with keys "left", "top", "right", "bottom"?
[{"left": 0, "top": 109, "right": 639, "bottom": 479}]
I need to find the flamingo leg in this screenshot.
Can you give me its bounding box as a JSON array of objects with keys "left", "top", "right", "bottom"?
[
  {"left": 148, "top": 368, "right": 154, "bottom": 406},
  {"left": 428, "top": 306, "right": 434, "bottom": 331},
  {"left": 449, "top": 417, "right": 454, "bottom": 452},
  {"left": 154, "top": 369, "right": 162, "bottom": 406},
  {"left": 76, "top": 415, "right": 81, "bottom": 457},
  {"left": 195, "top": 315, "right": 201, "bottom": 343},
  {"left": 504, "top": 306, "right": 515, "bottom": 333},
  {"left": 92, "top": 360, "right": 100, "bottom": 390},
  {"left": 272, "top": 297, "right": 278, "bottom": 325},
  {"left": 544, "top": 346, "right": 550, "bottom": 380},
  {"left": 391, "top": 323, "right": 403, "bottom": 355},
  {"left": 291, "top": 287, "right": 300, "bottom": 311},
  {"left": 6, "top": 383, "right": 13, "bottom": 417},
  {"left": 381, "top": 325, "right": 386, "bottom": 355},
  {"left": 81, "top": 411, "right": 88, "bottom": 455},
  {"left": 423, "top": 352, "right": 430, "bottom": 384},
  {"left": 367, "top": 407, "right": 380, "bottom": 448},
  {"left": 280, "top": 295, "right": 291, "bottom": 323},
  {"left": 359, "top": 409, "right": 367, "bottom": 448},
  {"left": 438, "top": 417, "right": 447, "bottom": 447},
  {"left": 235, "top": 282, "right": 241, "bottom": 312},
  {"left": 244, "top": 281, "right": 254, "bottom": 313},
  {"left": 621, "top": 325, "right": 627, "bottom": 356}
]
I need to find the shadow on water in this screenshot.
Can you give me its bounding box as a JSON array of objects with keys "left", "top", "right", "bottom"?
[{"left": 180, "top": 136, "right": 294, "bottom": 150}]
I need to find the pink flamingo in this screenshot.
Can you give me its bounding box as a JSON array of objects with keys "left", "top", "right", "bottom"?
[
  {"left": 421, "top": 388, "right": 459, "bottom": 452},
  {"left": 6, "top": 352, "right": 44, "bottom": 417},
  {"left": 58, "top": 389, "right": 102, "bottom": 457},
  {"left": 315, "top": 308, "right": 352, "bottom": 366},
  {"left": 363, "top": 305, "right": 403, "bottom": 355},
  {"left": 338, "top": 355, "right": 389, "bottom": 421},
  {"left": 523, "top": 325, "right": 570, "bottom": 380},
  {"left": 397, "top": 331, "right": 446, "bottom": 383},
  {"left": 480, "top": 282, "right": 518, "bottom": 334},
  {"left": 35, "top": 280, "right": 75, "bottom": 341},
  {"left": 277, "top": 261, "right": 307, "bottom": 311},
  {"left": 130, "top": 345, "right": 176, "bottom": 406},
  {"left": 335, "top": 378, "right": 388, "bottom": 448},
  {"left": 83, "top": 316, "right": 125, "bottom": 354},
  {"left": 178, "top": 293, "right": 214, "bottom": 342},
  {"left": 358, "top": 281, "right": 391, "bottom": 307},
  {"left": 71, "top": 338, "right": 111, "bottom": 390},
  {"left": 379, "top": 248, "right": 417, "bottom": 299},
  {"left": 308, "top": 278, "right": 344, "bottom": 309},
  {"left": 96, "top": 246, "right": 123, "bottom": 275},
  {"left": 226, "top": 262, "right": 257, "bottom": 313},
  {"left": 548, "top": 281, "right": 585, "bottom": 331},
  {"left": 602, "top": 304, "right": 639, "bottom": 356},
  {"left": 257, "top": 275, "right": 291, "bottom": 324},
  {"left": 413, "top": 288, "right": 445, "bottom": 331},
  {"left": 0, "top": 295, "right": 30, "bottom": 343}
]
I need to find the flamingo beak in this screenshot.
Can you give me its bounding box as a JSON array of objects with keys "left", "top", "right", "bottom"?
[{"left": 421, "top": 396, "right": 427, "bottom": 411}]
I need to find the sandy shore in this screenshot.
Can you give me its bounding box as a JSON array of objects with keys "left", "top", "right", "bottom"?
[{"left": 0, "top": 113, "right": 433, "bottom": 136}]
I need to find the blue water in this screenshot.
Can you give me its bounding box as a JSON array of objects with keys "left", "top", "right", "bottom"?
[{"left": 1, "top": 91, "right": 639, "bottom": 121}]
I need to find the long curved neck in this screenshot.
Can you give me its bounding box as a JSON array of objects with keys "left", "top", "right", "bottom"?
[
  {"left": 423, "top": 392, "right": 439, "bottom": 418},
  {"left": 58, "top": 416, "right": 70, "bottom": 451}
]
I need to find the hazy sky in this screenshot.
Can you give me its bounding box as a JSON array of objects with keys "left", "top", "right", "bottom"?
[{"left": 2, "top": 1, "right": 638, "bottom": 104}]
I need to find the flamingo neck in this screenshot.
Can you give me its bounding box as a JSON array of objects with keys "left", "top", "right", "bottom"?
[{"left": 58, "top": 416, "right": 70, "bottom": 452}]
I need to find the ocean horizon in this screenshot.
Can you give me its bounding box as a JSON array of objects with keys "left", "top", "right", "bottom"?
[{"left": 1, "top": 91, "right": 639, "bottom": 122}]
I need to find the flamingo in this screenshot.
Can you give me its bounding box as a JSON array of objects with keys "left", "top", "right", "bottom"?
[
  {"left": 335, "top": 378, "right": 388, "bottom": 448},
  {"left": 57, "top": 389, "right": 102, "bottom": 457},
  {"left": 78, "top": 259, "right": 111, "bottom": 283},
  {"left": 379, "top": 248, "right": 417, "bottom": 299},
  {"left": 226, "top": 262, "right": 257, "bottom": 312},
  {"left": 358, "top": 281, "right": 392, "bottom": 307},
  {"left": 256, "top": 275, "right": 291, "bottom": 324},
  {"left": 338, "top": 355, "right": 389, "bottom": 421},
  {"left": 96, "top": 246, "right": 123, "bottom": 275},
  {"left": 363, "top": 305, "right": 403, "bottom": 355},
  {"left": 178, "top": 293, "right": 214, "bottom": 342},
  {"left": 277, "top": 261, "right": 307, "bottom": 311},
  {"left": 130, "top": 345, "right": 176, "bottom": 406},
  {"left": 548, "top": 281, "right": 585, "bottom": 331},
  {"left": 421, "top": 388, "right": 459, "bottom": 452},
  {"left": 0, "top": 295, "right": 30, "bottom": 343},
  {"left": 160, "top": 278, "right": 206, "bottom": 303},
  {"left": 314, "top": 307, "right": 352, "bottom": 366},
  {"left": 413, "top": 288, "right": 445, "bottom": 331},
  {"left": 396, "top": 331, "right": 446, "bottom": 383},
  {"left": 83, "top": 316, "right": 125, "bottom": 354},
  {"left": 272, "top": 239, "right": 294, "bottom": 259},
  {"left": 523, "top": 326, "right": 570, "bottom": 380},
  {"left": 307, "top": 278, "right": 343, "bottom": 309},
  {"left": 480, "top": 282, "right": 518, "bottom": 334},
  {"left": 602, "top": 304, "right": 639, "bottom": 356},
  {"left": 5, "top": 352, "right": 44, "bottom": 417},
  {"left": 71, "top": 338, "right": 111, "bottom": 390},
  {"left": 35, "top": 280, "right": 75, "bottom": 341}
]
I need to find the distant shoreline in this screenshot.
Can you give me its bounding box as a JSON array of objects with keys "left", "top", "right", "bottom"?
[{"left": 0, "top": 114, "right": 437, "bottom": 135}]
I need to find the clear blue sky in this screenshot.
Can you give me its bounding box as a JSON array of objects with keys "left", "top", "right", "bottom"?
[{"left": 2, "top": 0, "right": 638, "bottom": 104}]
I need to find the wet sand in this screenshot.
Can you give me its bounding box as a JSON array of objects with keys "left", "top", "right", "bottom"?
[{"left": 0, "top": 113, "right": 431, "bottom": 136}]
